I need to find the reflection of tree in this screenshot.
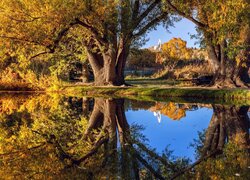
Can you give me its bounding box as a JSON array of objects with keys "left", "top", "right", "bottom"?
[
  {"left": 1, "top": 96, "right": 249, "bottom": 179},
  {"left": 195, "top": 105, "right": 249, "bottom": 179},
  {"left": 0, "top": 96, "right": 190, "bottom": 179},
  {"left": 0, "top": 94, "right": 92, "bottom": 179},
  {"left": 149, "top": 102, "right": 198, "bottom": 120},
  {"left": 76, "top": 98, "right": 191, "bottom": 179},
  {"left": 76, "top": 98, "right": 160, "bottom": 178},
  {"left": 202, "top": 105, "right": 249, "bottom": 156},
  {"left": 176, "top": 105, "right": 250, "bottom": 179}
]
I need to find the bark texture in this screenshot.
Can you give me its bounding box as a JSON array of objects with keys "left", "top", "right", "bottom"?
[
  {"left": 206, "top": 29, "right": 250, "bottom": 88},
  {"left": 86, "top": 44, "right": 129, "bottom": 86}
]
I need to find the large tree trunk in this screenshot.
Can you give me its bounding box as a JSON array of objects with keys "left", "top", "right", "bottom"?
[
  {"left": 206, "top": 30, "right": 249, "bottom": 88},
  {"left": 86, "top": 44, "right": 129, "bottom": 86},
  {"left": 81, "top": 97, "right": 165, "bottom": 179},
  {"left": 207, "top": 41, "right": 238, "bottom": 88}
]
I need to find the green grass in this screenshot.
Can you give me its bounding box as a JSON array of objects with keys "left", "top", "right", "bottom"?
[
  {"left": 60, "top": 85, "right": 250, "bottom": 106},
  {"left": 126, "top": 78, "right": 192, "bottom": 87}
]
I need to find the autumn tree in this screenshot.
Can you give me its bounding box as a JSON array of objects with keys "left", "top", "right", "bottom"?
[
  {"left": 165, "top": 0, "right": 250, "bottom": 88},
  {"left": 156, "top": 37, "right": 192, "bottom": 64},
  {"left": 0, "top": 0, "right": 174, "bottom": 86}
]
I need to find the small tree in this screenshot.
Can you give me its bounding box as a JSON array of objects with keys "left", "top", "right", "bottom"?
[
  {"left": 157, "top": 38, "right": 192, "bottom": 62},
  {"left": 156, "top": 38, "right": 192, "bottom": 69}
]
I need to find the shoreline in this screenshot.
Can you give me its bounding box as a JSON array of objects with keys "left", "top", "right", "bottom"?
[{"left": 0, "top": 85, "right": 249, "bottom": 105}]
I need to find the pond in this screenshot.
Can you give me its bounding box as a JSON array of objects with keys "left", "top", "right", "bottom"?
[{"left": 0, "top": 93, "right": 249, "bottom": 179}]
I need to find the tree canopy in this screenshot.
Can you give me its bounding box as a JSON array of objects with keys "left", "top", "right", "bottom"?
[
  {"left": 164, "top": 0, "right": 250, "bottom": 87},
  {"left": 0, "top": 0, "right": 174, "bottom": 86},
  {"left": 156, "top": 37, "right": 192, "bottom": 64}
]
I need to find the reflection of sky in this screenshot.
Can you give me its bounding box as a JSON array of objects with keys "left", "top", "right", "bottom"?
[{"left": 126, "top": 107, "right": 212, "bottom": 162}]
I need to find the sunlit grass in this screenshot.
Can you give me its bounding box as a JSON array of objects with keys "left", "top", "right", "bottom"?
[{"left": 61, "top": 85, "right": 250, "bottom": 106}]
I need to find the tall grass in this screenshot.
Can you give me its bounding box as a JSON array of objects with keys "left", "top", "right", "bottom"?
[{"left": 152, "top": 59, "right": 213, "bottom": 80}]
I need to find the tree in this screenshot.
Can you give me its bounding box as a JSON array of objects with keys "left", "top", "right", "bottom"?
[
  {"left": 156, "top": 37, "right": 192, "bottom": 64},
  {"left": 0, "top": 20, "right": 88, "bottom": 88},
  {"left": 187, "top": 105, "right": 250, "bottom": 179},
  {"left": 0, "top": 0, "right": 173, "bottom": 86},
  {"left": 156, "top": 38, "right": 193, "bottom": 75},
  {"left": 165, "top": 0, "right": 250, "bottom": 88}
]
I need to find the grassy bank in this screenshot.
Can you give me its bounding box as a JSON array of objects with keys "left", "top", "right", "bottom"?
[{"left": 60, "top": 85, "right": 250, "bottom": 105}]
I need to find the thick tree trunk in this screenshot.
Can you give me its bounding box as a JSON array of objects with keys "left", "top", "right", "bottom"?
[
  {"left": 116, "top": 41, "right": 130, "bottom": 86},
  {"left": 207, "top": 42, "right": 237, "bottom": 88},
  {"left": 233, "top": 24, "right": 250, "bottom": 87},
  {"left": 86, "top": 46, "right": 129, "bottom": 86},
  {"left": 206, "top": 34, "right": 249, "bottom": 88}
]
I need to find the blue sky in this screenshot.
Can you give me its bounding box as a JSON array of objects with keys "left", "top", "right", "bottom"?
[
  {"left": 126, "top": 107, "right": 212, "bottom": 162},
  {"left": 143, "top": 18, "right": 199, "bottom": 48}
]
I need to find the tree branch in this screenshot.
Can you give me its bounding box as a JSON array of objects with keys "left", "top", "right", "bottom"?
[
  {"left": 165, "top": 0, "right": 207, "bottom": 29},
  {"left": 0, "top": 143, "right": 46, "bottom": 157},
  {"left": 29, "top": 20, "right": 79, "bottom": 60},
  {"left": 6, "top": 15, "right": 41, "bottom": 23},
  {"left": 135, "top": 141, "right": 172, "bottom": 168},
  {"left": 30, "top": 51, "right": 48, "bottom": 60},
  {"left": 170, "top": 149, "right": 221, "bottom": 180},
  {"left": 48, "top": 21, "right": 79, "bottom": 53},
  {"left": 132, "top": 0, "right": 140, "bottom": 21},
  {"left": 133, "top": 12, "right": 168, "bottom": 37},
  {"left": 74, "top": 137, "right": 109, "bottom": 165},
  {"left": 132, "top": 0, "right": 161, "bottom": 29},
  {"left": 133, "top": 149, "right": 165, "bottom": 180},
  {"left": 75, "top": 18, "right": 107, "bottom": 46}
]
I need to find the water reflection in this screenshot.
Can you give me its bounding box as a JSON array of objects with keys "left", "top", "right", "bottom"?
[{"left": 0, "top": 94, "right": 249, "bottom": 179}]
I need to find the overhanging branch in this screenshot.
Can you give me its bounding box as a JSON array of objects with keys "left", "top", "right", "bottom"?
[
  {"left": 132, "top": 0, "right": 161, "bottom": 30},
  {"left": 165, "top": 0, "right": 207, "bottom": 29},
  {"left": 75, "top": 18, "right": 107, "bottom": 46},
  {"left": 133, "top": 12, "right": 168, "bottom": 37},
  {"left": 29, "top": 20, "right": 79, "bottom": 60}
]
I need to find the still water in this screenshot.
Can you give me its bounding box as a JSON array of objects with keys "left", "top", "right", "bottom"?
[{"left": 0, "top": 93, "right": 249, "bottom": 179}]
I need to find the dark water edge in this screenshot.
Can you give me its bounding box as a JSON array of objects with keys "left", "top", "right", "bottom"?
[{"left": 0, "top": 93, "right": 249, "bottom": 179}]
